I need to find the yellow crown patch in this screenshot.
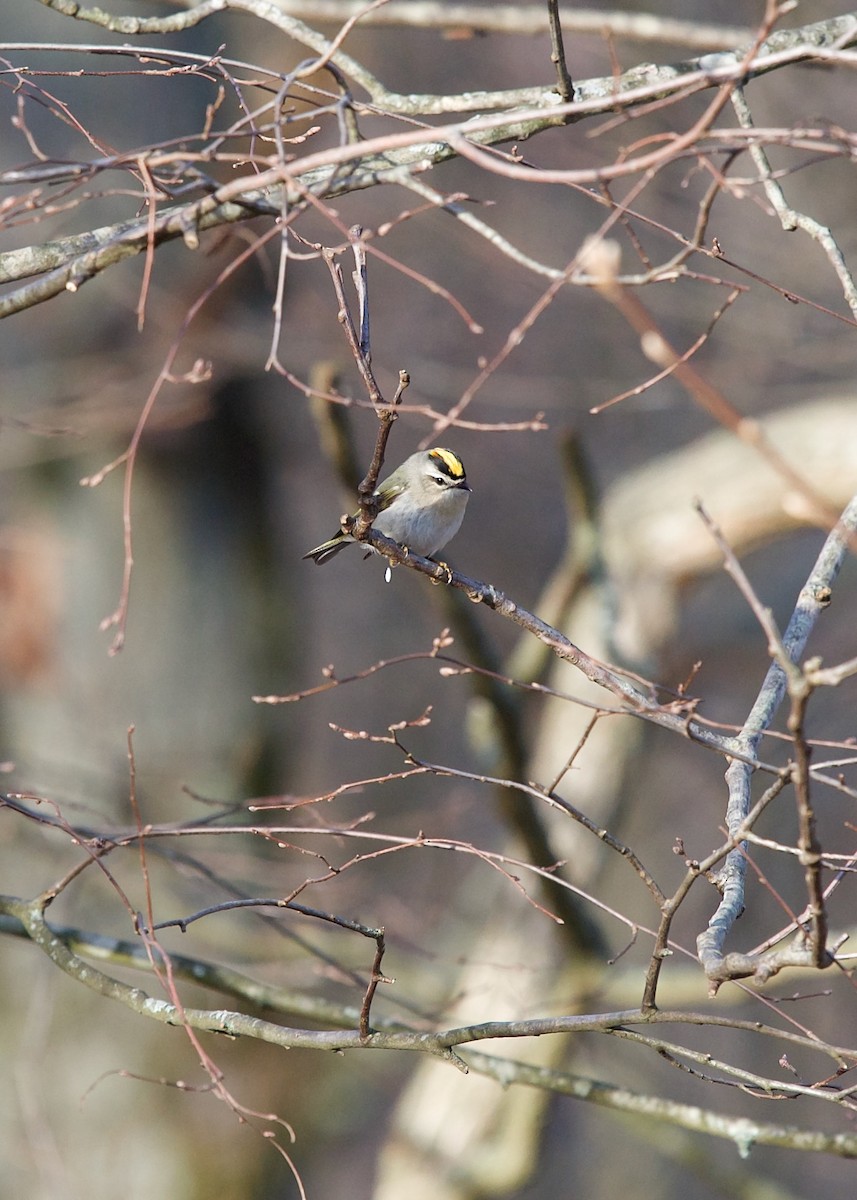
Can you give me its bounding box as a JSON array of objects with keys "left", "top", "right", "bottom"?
[{"left": 428, "top": 448, "right": 465, "bottom": 478}]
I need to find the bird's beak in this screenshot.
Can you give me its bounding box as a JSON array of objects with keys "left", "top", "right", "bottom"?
[{"left": 457, "top": 480, "right": 472, "bottom": 492}]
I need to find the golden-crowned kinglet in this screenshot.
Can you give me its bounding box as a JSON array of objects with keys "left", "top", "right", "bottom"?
[{"left": 303, "top": 447, "right": 471, "bottom": 565}]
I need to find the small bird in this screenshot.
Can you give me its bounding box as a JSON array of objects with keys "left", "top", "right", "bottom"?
[{"left": 303, "top": 447, "right": 471, "bottom": 566}]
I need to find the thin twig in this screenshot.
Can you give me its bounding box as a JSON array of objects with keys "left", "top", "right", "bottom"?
[
  {"left": 731, "top": 83, "right": 857, "bottom": 321},
  {"left": 349, "top": 223, "right": 371, "bottom": 363},
  {"left": 546, "top": 0, "right": 574, "bottom": 103},
  {"left": 584, "top": 236, "right": 849, "bottom": 538},
  {"left": 322, "top": 246, "right": 382, "bottom": 405},
  {"left": 355, "top": 370, "right": 409, "bottom": 515},
  {"left": 787, "top": 687, "right": 830, "bottom": 970}
]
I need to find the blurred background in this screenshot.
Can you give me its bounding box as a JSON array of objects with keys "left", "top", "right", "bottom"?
[{"left": 2, "top": 1, "right": 857, "bottom": 1197}]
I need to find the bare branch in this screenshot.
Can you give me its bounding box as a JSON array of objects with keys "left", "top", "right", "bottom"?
[
  {"left": 697, "top": 492, "right": 857, "bottom": 988},
  {"left": 731, "top": 84, "right": 857, "bottom": 320}
]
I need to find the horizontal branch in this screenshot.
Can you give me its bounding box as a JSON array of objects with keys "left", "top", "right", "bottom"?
[
  {"left": 2, "top": 16, "right": 856, "bottom": 309},
  {"left": 0, "top": 909, "right": 381, "bottom": 1028},
  {"left": 27, "top": 7, "right": 857, "bottom": 113},
  {"left": 223, "top": 2, "right": 752, "bottom": 49},
  {"left": 4, "top": 892, "right": 853, "bottom": 1058},
  {"left": 6, "top": 890, "right": 857, "bottom": 1155},
  {"left": 463, "top": 1046, "right": 857, "bottom": 1158}
]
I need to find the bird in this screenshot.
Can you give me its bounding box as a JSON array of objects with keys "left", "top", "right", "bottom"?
[{"left": 303, "top": 447, "right": 471, "bottom": 566}]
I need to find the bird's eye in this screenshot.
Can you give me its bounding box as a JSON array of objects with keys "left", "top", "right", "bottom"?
[{"left": 431, "top": 474, "right": 447, "bottom": 486}]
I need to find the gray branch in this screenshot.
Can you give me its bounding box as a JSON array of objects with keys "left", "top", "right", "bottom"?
[
  {"left": 697, "top": 493, "right": 857, "bottom": 985},
  {"left": 3, "top": 13, "right": 857, "bottom": 312}
]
